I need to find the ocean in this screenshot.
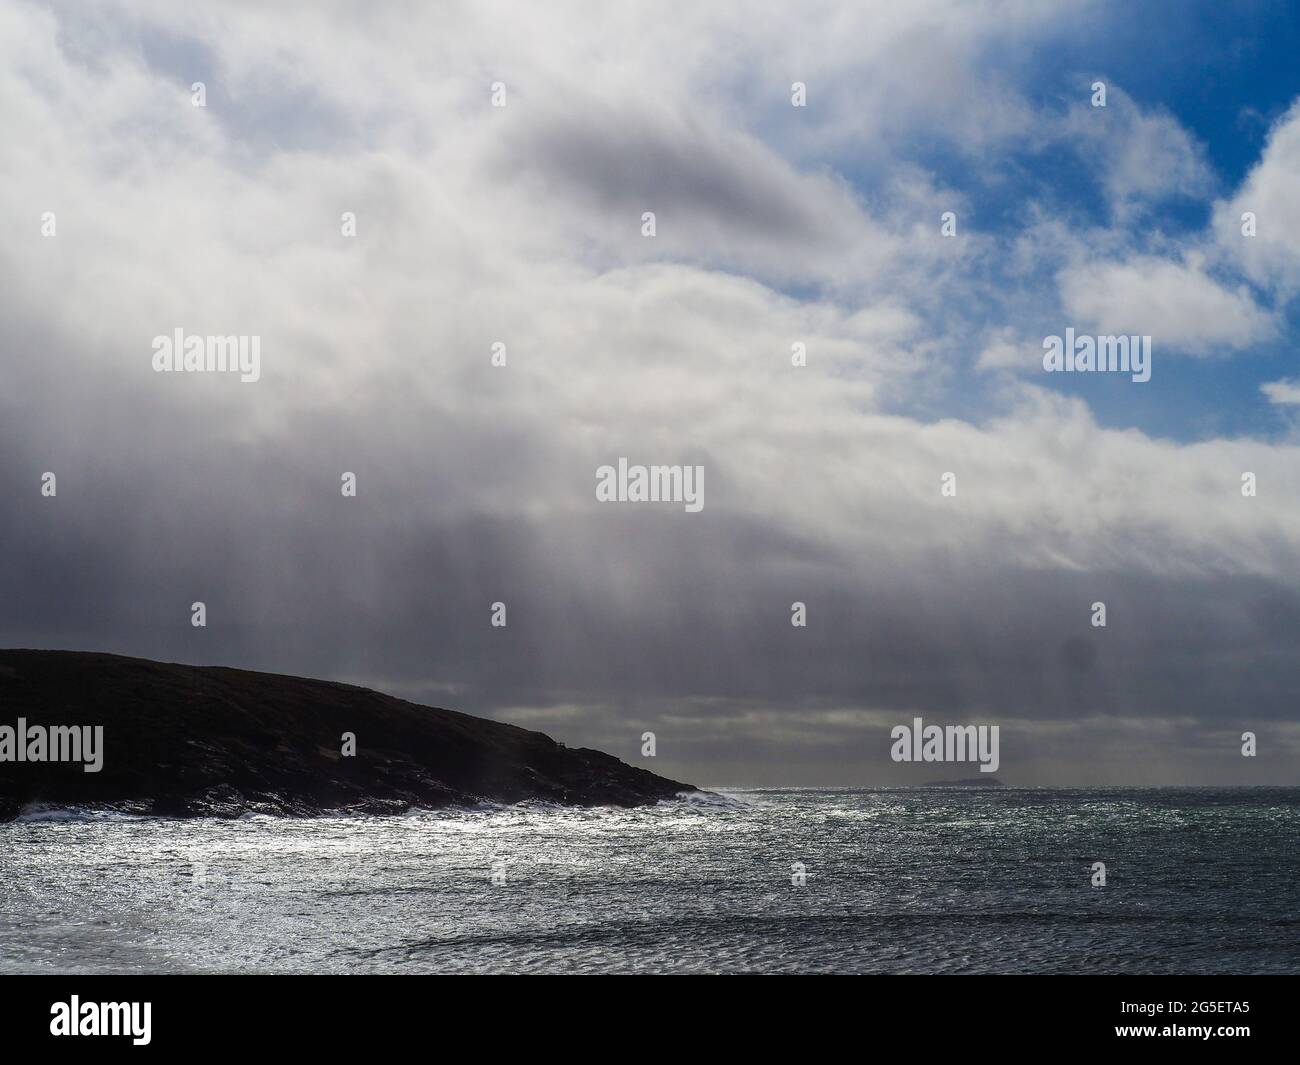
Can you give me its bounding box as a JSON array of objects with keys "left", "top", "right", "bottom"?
[{"left": 1, "top": 787, "right": 1296, "bottom": 974}]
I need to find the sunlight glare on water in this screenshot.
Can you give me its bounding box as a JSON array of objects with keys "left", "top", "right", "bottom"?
[{"left": 1, "top": 788, "right": 1296, "bottom": 974}]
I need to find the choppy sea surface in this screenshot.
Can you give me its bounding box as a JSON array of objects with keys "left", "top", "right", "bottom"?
[{"left": 1, "top": 787, "right": 1296, "bottom": 974}]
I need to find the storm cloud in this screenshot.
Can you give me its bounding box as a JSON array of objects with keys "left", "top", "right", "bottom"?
[{"left": 2, "top": 0, "right": 1297, "bottom": 786}]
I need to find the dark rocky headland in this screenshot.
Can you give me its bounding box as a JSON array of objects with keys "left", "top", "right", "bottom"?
[{"left": 0, "top": 650, "right": 694, "bottom": 821}]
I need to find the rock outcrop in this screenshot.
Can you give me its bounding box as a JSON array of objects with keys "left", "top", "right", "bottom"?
[{"left": 0, "top": 650, "right": 693, "bottom": 820}]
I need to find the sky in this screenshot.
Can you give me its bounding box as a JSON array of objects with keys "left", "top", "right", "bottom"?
[{"left": 2, "top": 0, "right": 1299, "bottom": 786}]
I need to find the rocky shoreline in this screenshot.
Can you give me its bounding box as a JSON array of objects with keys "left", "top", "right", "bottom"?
[{"left": 0, "top": 650, "right": 693, "bottom": 821}]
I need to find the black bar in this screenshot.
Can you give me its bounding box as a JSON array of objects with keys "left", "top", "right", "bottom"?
[{"left": 0, "top": 975, "right": 1287, "bottom": 1052}]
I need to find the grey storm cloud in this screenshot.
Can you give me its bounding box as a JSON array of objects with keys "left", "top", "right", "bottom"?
[
  {"left": 1, "top": 0, "right": 1298, "bottom": 787},
  {"left": 495, "top": 99, "right": 867, "bottom": 253}
]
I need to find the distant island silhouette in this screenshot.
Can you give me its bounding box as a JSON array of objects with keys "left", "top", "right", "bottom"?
[{"left": 0, "top": 650, "right": 692, "bottom": 821}]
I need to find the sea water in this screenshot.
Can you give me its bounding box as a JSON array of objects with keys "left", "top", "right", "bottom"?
[{"left": 1, "top": 787, "right": 1295, "bottom": 974}]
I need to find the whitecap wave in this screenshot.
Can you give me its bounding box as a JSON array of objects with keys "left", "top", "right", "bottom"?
[
  {"left": 669, "top": 789, "right": 749, "bottom": 809},
  {"left": 16, "top": 804, "right": 149, "bottom": 823}
]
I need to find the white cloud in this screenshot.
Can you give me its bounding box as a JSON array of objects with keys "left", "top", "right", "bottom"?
[
  {"left": 975, "top": 328, "right": 1035, "bottom": 371},
  {"left": 1262, "top": 378, "right": 1300, "bottom": 406},
  {"left": 1059, "top": 254, "right": 1274, "bottom": 354},
  {"left": 1217, "top": 99, "right": 1300, "bottom": 295},
  {"left": 1059, "top": 90, "right": 1213, "bottom": 217}
]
